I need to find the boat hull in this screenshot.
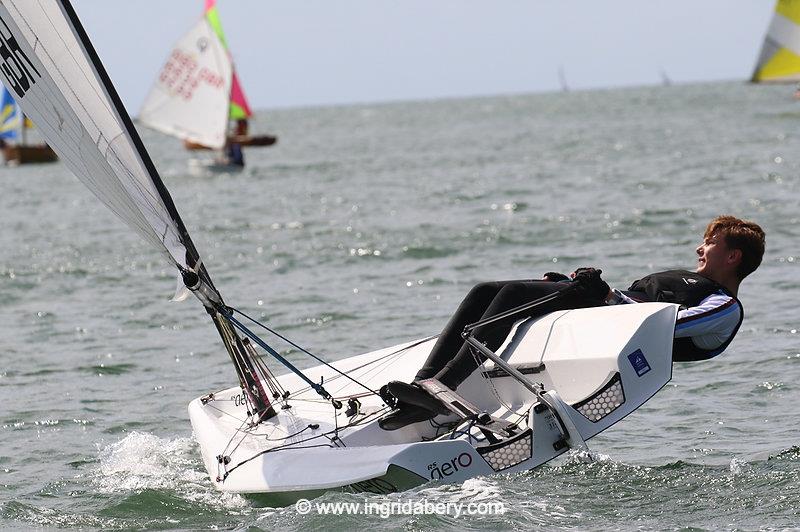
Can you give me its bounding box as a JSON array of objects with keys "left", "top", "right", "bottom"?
[
  {"left": 189, "top": 303, "right": 678, "bottom": 502},
  {"left": 183, "top": 134, "right": 277, "bottom": 150},
  {"left": 3, "top": 144, "right": 58, "bottom": 165}
]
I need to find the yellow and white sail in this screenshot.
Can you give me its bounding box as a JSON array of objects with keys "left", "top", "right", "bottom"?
[{"left": 752, "top": 0, "right": 800, "bottom": 82}]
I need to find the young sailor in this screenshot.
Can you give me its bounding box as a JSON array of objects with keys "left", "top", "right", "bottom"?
[
  {"left": 380, "top": 215, "right": 765, "bottom": 430},
  {"left": 224, "top": 141, "right": 244, "bottom": 167},
  {"left": 216, "top": 120, "right": 247, "bottom": 167}
]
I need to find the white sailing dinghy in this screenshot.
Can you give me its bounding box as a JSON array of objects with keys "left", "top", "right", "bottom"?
[
  {"left": 1, "top": 0, "right": 680, "bottom": 504},
  {"left": 137, "top": 0, "right": 242, "bottom": 171}
]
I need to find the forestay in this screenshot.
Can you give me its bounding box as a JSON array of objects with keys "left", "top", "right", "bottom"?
[
  {"left": 0, "top": 0, "right": 197, "bottom": 271},
  {"left": 139, "top": 16, "right": 232, "bottom": 149}
]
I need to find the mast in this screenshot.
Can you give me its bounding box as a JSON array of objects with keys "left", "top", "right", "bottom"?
[
  {"left": 1, "top": 0, "right": 275, "bottom": 421},
  {"left": 59, "top": 0, "right": 276, "bottom": 420},
  {"left": 79, "top": 0, "right": 276, "bottom": 418},
  {"left": 60, "top": 1, "right": 204, "bottom": 272}
]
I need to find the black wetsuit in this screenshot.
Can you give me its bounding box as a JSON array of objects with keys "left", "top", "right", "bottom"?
[
  {"left": 418, "top": 271, "right": 745, "bottom": 390},
  {"left": 624, "top": 270, "right": 743, "bottom": 361},
  {"left": 415, "top": 280, "right": 605, "bottom": 389}
]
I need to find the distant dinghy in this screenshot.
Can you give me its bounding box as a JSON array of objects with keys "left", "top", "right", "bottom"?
[
  {"left": 139, "top": 0, "right": 277, "bottom": 152},
  {"left": 183, "top": 134, "right": 277, "bottom": 151},
  {"left": 0, "top": 86, "right": 57, "bottom": 165},
  {"left": 751, "top": 0, "right": 800, "bottom": 83}
]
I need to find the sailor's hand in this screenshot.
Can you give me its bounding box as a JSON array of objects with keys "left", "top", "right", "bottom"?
[
  {"left": 542, "top": 271, "right": 569, "bottom": 282},
  {"left": 571, "top": 267, "right": 611, "bottom": 301}
]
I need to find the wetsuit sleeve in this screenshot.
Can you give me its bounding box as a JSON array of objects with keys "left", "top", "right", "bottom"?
[
  {"left": 674, "top": 293, "right": 741, "bottom": 350},
  {"left": 607, "top": 288, "right": 741, "bottom": 353},
  {"left": 606, "top": 288, "right": 639, "bottom": 305}
]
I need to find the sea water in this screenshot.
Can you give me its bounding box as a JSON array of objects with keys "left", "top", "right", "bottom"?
[{"left": 1, "top": 81, "right": 798, "bottom": 530}]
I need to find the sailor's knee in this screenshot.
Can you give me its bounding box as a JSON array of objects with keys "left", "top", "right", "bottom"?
[
  {"left": 468, "top": 282, "right": 500, "bottom": 298},
  {"left": 495, "top": 282, "right": 527, "bottom": 298}
]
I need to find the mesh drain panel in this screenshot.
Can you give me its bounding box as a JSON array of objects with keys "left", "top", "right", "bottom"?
[
  {"left": 477, "top": 429, "right": 533, "bottom": 472},
  {"left": 574, "top": 372, "right": 625, "bottom": 422}
]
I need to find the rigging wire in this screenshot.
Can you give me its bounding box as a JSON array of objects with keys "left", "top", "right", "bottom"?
[
  {"left": 285, "top": 334, "right": 437, "bottom": 398},
  {"left": 219, "top": 308, "right": 335, "bottom": 401},
  {"left": 219, "top": 410, "right": 384, "bottom": 480},
  {"left": 217, "top": 402, "right": 392, "bottom": 481},
  {"left": 226, "top": 305, "right": 386, "bottom": 399}
]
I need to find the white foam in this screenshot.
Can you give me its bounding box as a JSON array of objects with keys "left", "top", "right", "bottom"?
[
  {"left": 729, "top": 456, "right": 747, "bottom": 475},
  {"left": 558, "top": 447, "right": 613, "bottom": 466},
  {"left": 412, "top": 475, "right": 504, "bottom": 506},
  {"left": 94, "top": 431, "right": 247, "bottom": 509}
]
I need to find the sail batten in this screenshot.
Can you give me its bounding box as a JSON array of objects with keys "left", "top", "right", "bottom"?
[{"left": 0, "top": 0, "right": 210, "bottom": 279}]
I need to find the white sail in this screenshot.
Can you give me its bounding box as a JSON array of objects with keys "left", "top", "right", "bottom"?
[
  {"left": 0, "top": 0, "right": 194, "bottom": 270},
  {"left": 139, "top": 18, "right": 232, "bottom": 149}
]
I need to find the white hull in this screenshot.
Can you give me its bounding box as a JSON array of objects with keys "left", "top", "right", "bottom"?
[{"left": 190, "top": 303, "right": 677, "bottom": 502}]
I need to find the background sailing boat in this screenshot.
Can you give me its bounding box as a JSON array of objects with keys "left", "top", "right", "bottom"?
[
  {"left": 558, "top": 65, "right": 569, "bottom": 92},
  {"left": 184, "top": 0, "right": 276, "bottom": 151},
  {"left": 138, "top": 0, "right": 276, "bottom": 158},
  {"left": 0, "top": 86, "right": 57, "bottom": 165},
  {"left": 751, "top": 0, "right": 800, "bottom": 83},
  {"left": 660, "top": 69, "right": 672, "bottom": 87}
]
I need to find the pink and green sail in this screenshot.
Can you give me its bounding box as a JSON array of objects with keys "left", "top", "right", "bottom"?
[{"left": 204, "top": 0, "right": 252, "bottom": 120}]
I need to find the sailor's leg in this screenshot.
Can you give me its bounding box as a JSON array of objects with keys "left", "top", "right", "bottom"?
[
  {"left": 381, "top": 280, "right": 584, "bottom": 430},
  {"left": 414, "top": 280, "right": 515, "bottom": 381},
  {"left": 432, "top": 281, "right": 559, "bottom": 388},
  {"left": 435, "top": 281, "right": 604, "bottom": 389}
]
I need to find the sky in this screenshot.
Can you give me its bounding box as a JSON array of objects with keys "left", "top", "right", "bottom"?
[{"left": 72, "top": 0, "right": 775, "bottom": 112}]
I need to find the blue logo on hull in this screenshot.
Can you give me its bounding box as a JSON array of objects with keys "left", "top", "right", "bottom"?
[{"left": 627, "top": 349, "right": 651, "bottom": 377}]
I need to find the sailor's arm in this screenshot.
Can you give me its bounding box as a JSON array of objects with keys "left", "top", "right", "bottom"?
[
  {"left": 606, "top": 289, "right": 742, "bottom": 351},
  {"left": 673, "top": 293, "right": 741, "bottom": 348}
]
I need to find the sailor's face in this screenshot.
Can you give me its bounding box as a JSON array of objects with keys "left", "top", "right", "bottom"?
[{"left": 695, "top": 233, "right": 733, "bottom": 276}]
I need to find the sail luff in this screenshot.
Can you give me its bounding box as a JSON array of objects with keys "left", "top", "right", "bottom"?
[
  {"left": 56, "top": 0, "right": 211, "bottom": 280},
  {"left": 0, "top": 5, "right": 168, "bottom": 258},
  {"left": 0, "top": 0, "right": 216, "bottom": 294}
]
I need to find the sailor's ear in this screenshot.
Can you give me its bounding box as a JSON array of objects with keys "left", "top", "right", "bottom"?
[{"left": 728, "top": 248, "right": 743, "bottom": 266}]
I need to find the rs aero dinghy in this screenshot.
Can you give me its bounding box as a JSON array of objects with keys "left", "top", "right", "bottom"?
[{"left": 2, "top": 0, "right": 679, "bottom": 503}]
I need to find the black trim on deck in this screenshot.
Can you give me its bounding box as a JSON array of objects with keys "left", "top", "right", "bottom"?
[{"left": 482, "top": 363, "right": 546, "bottom": 379}]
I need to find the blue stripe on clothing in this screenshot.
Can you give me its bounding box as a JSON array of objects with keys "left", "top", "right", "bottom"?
[{"left": 675, "top": 302, "right": 739, "bottom": 330}]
